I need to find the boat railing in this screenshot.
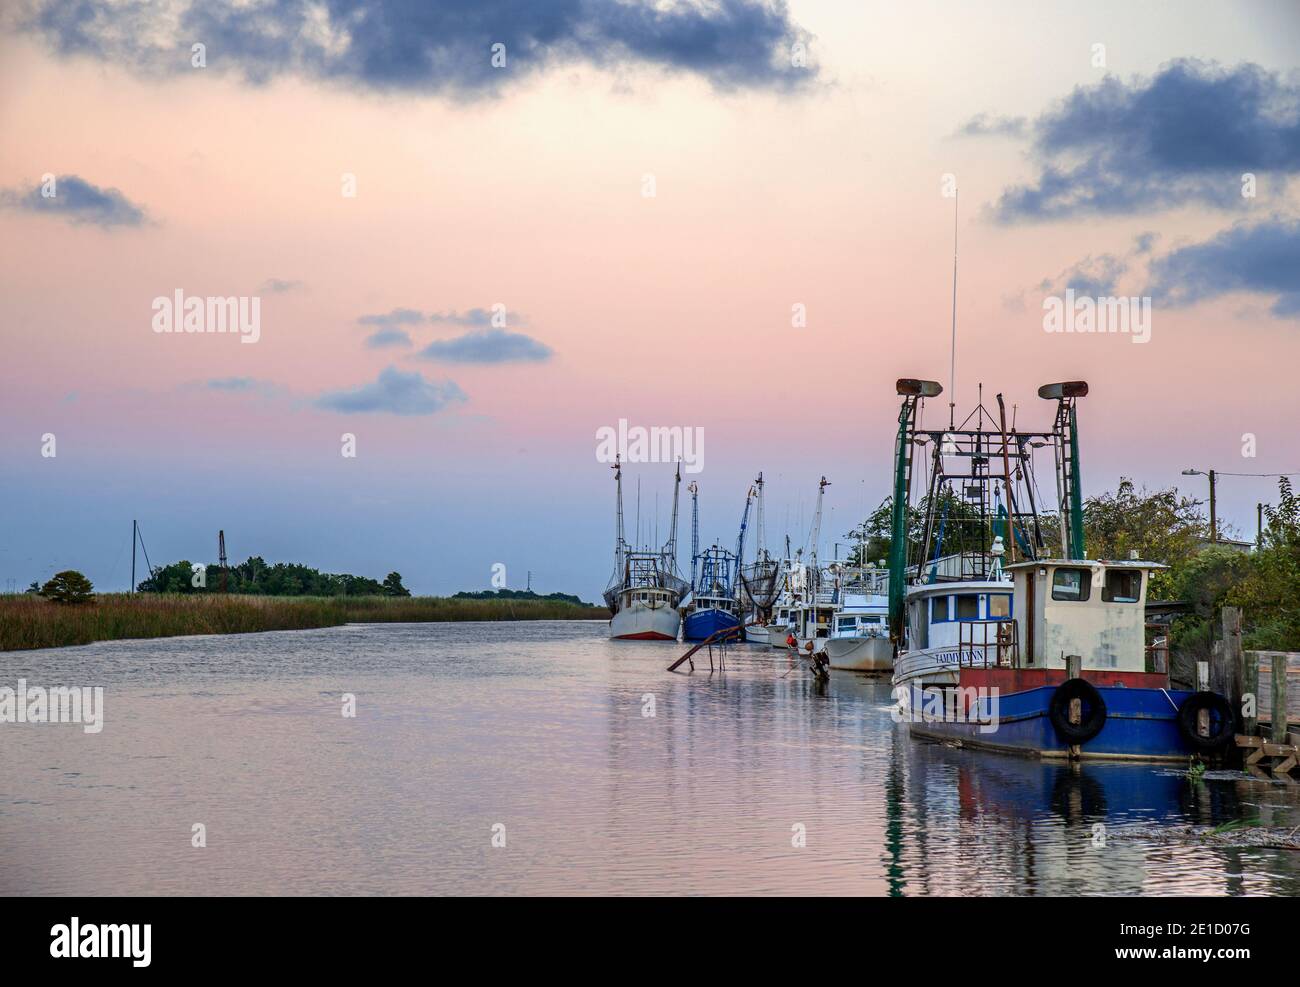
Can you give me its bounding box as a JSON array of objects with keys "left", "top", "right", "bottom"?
[{"left": 957, "top": 619, "right": 1019, "bottom": 669}]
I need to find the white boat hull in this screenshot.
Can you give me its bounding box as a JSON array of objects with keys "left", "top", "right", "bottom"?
[
  {"left": 744, "top": 624, "right": 769, "bottom": 644},
  {"left": 891, "top": 646, "right": 991, "bottom": 688},
  {"left": 825, "top": 636, "right": 894, "bottom": 672},
  {"left": 767, "top": 624, "right": 792, "bottom": 648},
  {"left": 609, "top": 601, "right": 680, "bottom": 641}
]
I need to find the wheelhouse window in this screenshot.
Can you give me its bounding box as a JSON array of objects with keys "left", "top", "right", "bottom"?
[
  {"left": 1051, "top": 567, "right": 1091, "bottom": 602},
  {"left": 930, "top": 596, "right": 951, "bottom": 622},
  {"left": 987, "top": 594, "right": 1012, "bottom": 618},
  {"left": 1102, "top": 569, "right": 1142, "bottom": 603},
  {"left": 955, "top": 594, "right": 979, "bottom": 620}
]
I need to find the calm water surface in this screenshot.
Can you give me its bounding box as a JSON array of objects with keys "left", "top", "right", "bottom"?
[{"left": 3, "top": 620, "right": 1298, "bottom": 895}]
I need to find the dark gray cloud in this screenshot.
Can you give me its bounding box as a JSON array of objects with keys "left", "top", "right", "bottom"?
[
  {"left": 207, "top": 377, "right": 260, "bottom": 391},
  {"left": 23, "top": 0, "right": 814, "bottom": 95},
  {"left": 365, "top": 328, "right": 413, "bottom": 348},
  {"left": 417, "top": 328, "right": 553, "bottom": 363},
  {"left": 1039, "top": 253, "right": 1128, "bottom": 298},
  {"left": 1146, "top": 218, "right": 1300, "bottom": 317},
  {"left": 2, "top": 174, "right": 145, "bottom": 228},
  {"left": 955, "top": 113, "right": 1026, "bottom": 138},
  {"left": 429, "top": 308, "right": 500, "bottom": 327},
  {"left": 260, "top": 278, "right": 303, "bottom": 293},
  {"left": 358, "top": 308, "right": 427, "bottom": 328},
  {"left": 204, "top": 377, "right": 286, "bottom": 397},
  {"left": 315, "top": 366, "right": 467, "bottom": 415},
  {"left": 989, "top": 60, "right": 1300, "bottom": 222}
]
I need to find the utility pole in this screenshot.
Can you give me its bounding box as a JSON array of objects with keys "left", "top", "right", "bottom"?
[
  {"left": 1208, "top": 469, "right": 1217, "bottom": 543},
  {"left": 1182, "top": 468, "right": 1218, "bottom": 544},
  {"left": 1257, "top": 502, "right": 1264, "bottom": 549}
]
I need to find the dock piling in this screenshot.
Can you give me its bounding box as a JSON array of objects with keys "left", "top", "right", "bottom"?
[{"left": 1271, "top": 652, "right": 1289, "bottom": 744}]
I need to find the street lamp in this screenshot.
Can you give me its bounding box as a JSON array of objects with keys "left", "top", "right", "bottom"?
[{"left": 1181, "top": 468, "right": 1217, "bottom": 543}]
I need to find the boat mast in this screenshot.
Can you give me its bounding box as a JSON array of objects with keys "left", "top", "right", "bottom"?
[
  {"left": 1038, "top": 381, "right": 1089, "bottom": 560},
  {"left": 688, "top": 481, "right": 699, "bottom": 591},
  {"left": 889, "top": 379, "right": 943, "bottom": 640},
  {"left": 613, "top": 455, "right": 626, "bottom": 571},
  {"left": 809, "top": 476, "right": 829, "bottom": 571},
  {"left": 754, "top": 472, "right": 766, "bottom": 560},
  {"left": 665, "top": 460, "right": 682, "bottom": 572},
  {"left": 735, "top": 483, "right": 754, "bottom": 569}
]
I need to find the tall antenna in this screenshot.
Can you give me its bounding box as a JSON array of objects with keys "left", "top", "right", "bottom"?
[
  {"left": 948, "top": 189, "right": 958, "bottom": 430},
  {"left": 613, "top": 455, "right": 625, "bottom": 568},
  {"left": 218, "top": 529, "right": 228, "bottom": 593}
]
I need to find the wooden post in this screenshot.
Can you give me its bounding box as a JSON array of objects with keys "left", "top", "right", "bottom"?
[
  {"left": 1197, "top": 661, "right": 1210, "bottom": 692},
  {"left": 1209, "top": 636, "right": 1228, "bottom": 699},
  {"left": 1223, "top": 605, "right": 1243, "bottom": 710},
  {"left": 1272, "top": 652, "right": 1289, "bottom": 744},
  {"left": 1066, "top": 654, "right": 1081, "bottom": 680},
  {"left": 1242, "top": 650, "right": 1259, "bottom": 737}
]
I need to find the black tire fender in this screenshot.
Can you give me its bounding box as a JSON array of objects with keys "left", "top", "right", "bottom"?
[
  {"left": 1177, "top": 691, "right": 1236, "bottom": 753},
  {"left": 1049, "top": 678, "right": 1108, "bottom": 745}
]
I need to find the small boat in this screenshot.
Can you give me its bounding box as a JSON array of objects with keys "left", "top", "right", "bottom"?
[
  {"left": 681, "top": 484, "right": 741, "bottom": 642},
  {"left": 736, "top": 473, "right": 782, "bottom": 643},
  {"left": 887, "top": 378, "right": 1236, "bottom": 761},
  {"left": 788, "top": 478, "right": 834, "bottom": 655},
  {"left": 824, "top": 564, "right": 892, "bottom": 672},
  {"left": 766, "top": 597, "right": 795, "bottom": 647},
  {"left": 604, "top": 456, "right": 688, "bottom": 641}
]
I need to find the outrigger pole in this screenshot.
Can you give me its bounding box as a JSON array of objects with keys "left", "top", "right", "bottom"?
[
  {"left": 889, "top": 379, "right": 943, "bottom": 641},
  {"left": 1038, "top": 381, "right": 1089, "bottom": 561}
]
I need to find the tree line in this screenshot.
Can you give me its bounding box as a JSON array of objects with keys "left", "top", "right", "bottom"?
[{"left": 134, "top": 557, "right": 411, "bottom": 597}]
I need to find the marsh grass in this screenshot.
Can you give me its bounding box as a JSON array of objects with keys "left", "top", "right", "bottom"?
[{"left": 0, "top": 593, "right": 608, "bottom": 652}]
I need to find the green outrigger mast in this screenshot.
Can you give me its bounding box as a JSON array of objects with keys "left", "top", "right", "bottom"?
[{"left": 886, "top": 378, "right": 1089, "bottom": 642}]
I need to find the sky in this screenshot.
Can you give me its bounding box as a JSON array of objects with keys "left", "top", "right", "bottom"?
[{"left": 2, "top": 0, "right": 1299, "bottom": 599}]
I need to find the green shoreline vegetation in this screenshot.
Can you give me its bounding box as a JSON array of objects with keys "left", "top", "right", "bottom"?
[{"left": 1, "top": 592, "right": 609, "bottom": 653}]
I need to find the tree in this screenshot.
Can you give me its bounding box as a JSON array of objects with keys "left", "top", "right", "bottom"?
[
  {"left": 1063, "top": 478, "right": 1207, "bottom": 599},
  {"left": 40, "top": 570, "right": 95, "bottom": 604},
  {"left": 382, "top": 572, "right": 411, "bottom": 597}
]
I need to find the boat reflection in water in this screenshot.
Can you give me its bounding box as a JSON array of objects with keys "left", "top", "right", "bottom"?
[{"left": 888, "top": 727, "right": 1293, "bottom": 896}]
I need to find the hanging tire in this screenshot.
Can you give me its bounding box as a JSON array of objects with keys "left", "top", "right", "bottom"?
[
  {"left": 1177, "top": 692, "right": 1236, "bottom": 753},
  {"left": 1048, "top": 678, "right": 1107, "bottom": 745}
]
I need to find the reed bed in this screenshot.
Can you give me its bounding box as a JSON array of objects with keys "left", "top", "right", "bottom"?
[{"left": 0, "top": 593, "right": 608, "bottom": 652}]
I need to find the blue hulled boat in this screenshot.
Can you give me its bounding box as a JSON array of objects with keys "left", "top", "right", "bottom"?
[
  {"left": 681, "top": 482, "right": 742, "bottom": 642},
  {"left": 887, "top": 378, "right": 1237, "bottom": 762}
]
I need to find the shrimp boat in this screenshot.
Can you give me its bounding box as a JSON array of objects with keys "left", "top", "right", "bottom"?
[
  {"left": 737, "top": 474, "right": 781, "bottom": 643},
  {"left": 680, "top": 477, "right": 742, "bottom": 641},
  {"left": 787, "top": 477, "right": 836, "bottom": 655},
  {"left": 604, "top": 456, "right": 689, "bottom": 641},
  {"left": 887, "top": 378, "right": 1236, "bottom": 761},
  {"left": 824, "top": 562, "right": 892, "bottom": 672}
]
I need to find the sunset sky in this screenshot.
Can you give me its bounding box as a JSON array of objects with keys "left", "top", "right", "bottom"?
[{"left": 2, "top": 0, "right": 1299, "bottom": 597}]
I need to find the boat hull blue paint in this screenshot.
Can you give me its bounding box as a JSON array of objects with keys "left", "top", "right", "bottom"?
[
  {"left": 906, "top": 684, "right": 1200, "bottom": 761},
  {"left": 683, "top": 607, "right": 741, "bottom": 642}
]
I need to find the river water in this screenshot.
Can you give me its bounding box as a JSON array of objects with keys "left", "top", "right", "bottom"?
[{"left": 3, "top": 620, "right": 1298, "bottom": 895}]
